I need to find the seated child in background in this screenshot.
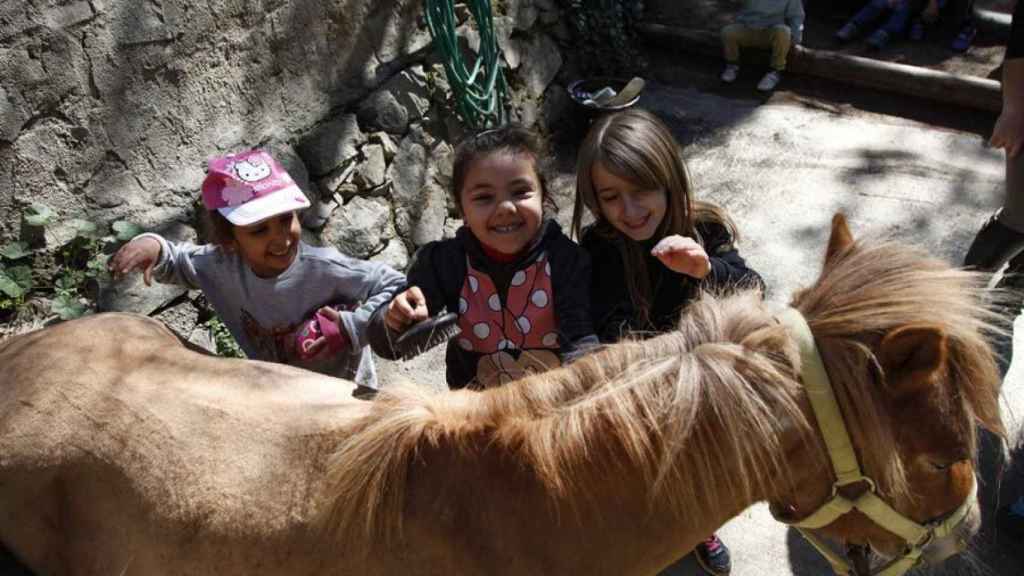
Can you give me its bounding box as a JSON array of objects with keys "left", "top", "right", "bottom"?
[
  {"left": 368, "top": 124, "right": 598, "bottom": 390},
  {"left": 110, "top": 149, "right": 406, "bottom": 390},
  {"left": 720, "top": 0, "right": 805, "bottom": 92},
  {"left": 835, "top": 0, "right": 914, "bottom": 49}
]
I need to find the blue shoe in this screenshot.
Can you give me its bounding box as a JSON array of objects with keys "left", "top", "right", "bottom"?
[
  {"left": 835, "top": 22, "right": 859, "bottom": 43},
  {"left": 951, "top": 23, "right": 976, "bottom": 53},
  {"left": 695, "top": 534, "right": 732, "bottom": 575}
]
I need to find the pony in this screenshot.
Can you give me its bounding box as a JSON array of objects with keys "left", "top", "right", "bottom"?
[{"left": 0, "top": 215, "right": 1004, "bottom": 576}]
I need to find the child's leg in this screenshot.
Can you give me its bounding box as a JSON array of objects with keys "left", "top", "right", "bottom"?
[
  {"left": 848, "top": 0, "right": 890, "bottom": 28},
  {"left": 721, "top": 23, "right": 748, "bottom": 64},
  {"left": 768, "top": 25, "right": 793, "bottom": 71},
  {"left": 879, "top": 0, "right": 913, "bottom": 35}
]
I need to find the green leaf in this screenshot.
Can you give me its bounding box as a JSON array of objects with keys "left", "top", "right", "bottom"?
[
  {"left": 0, "top": 241, "right": 31, "bottom": 260},
  {"left": 24, "top": 204, "right": 56, "bottom": 227},
  {"left": 69, "top": 219, "right": 104, "bottom": 240},
  {"left": 52, "top": 293, "right": 87, "bottom": 320},
  {"left": 8, "top": 265, "right": 32, "bottom": 294},
  {"left": 87, "top": 253, "right": 110, "bottom": 279},
  {"left": 112, "top": 221, "right": 144, "bottom": 242},
  {"left": 0, "top": 270, "right": 25, "bottom": 298}
]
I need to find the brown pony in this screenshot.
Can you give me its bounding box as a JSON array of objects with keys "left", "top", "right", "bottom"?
[{"left": 0, "top": 215, "right": 1004, "bottom": 576}]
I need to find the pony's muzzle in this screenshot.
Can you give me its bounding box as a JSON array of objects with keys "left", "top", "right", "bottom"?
[{"left": 920, "top": 494, "right": 980, "bottom": 565}]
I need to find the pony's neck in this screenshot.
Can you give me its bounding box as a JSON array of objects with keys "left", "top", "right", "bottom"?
[{"left": 462, "top": 351, "right": 827, "bottom": 574}]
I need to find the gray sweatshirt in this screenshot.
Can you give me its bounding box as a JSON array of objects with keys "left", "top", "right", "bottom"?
[
  {"left": 143, "top": 234, "right": 406, "bottom": 388},
  {"left": 737, "top": 0, "right": 805, "bottom": 44}
]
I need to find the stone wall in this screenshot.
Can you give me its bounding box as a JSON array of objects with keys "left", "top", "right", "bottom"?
[{"left": 1, "top": 0, "right": 569, "bottom": 334}]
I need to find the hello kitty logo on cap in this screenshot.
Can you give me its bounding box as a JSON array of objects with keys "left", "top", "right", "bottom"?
[{"left": 201, "top": 149, "right": 310, "bottom": 226}]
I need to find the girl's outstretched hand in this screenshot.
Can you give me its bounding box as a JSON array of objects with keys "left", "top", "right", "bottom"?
[
  {"left": 385, "top": 286, "right": 429, "bottom": 332},
  {"left": 651, "top": 235, "right": 711, "bottom": 279},
  {"left": 109, "top": 236, "right": 161, "bottom": 286}
]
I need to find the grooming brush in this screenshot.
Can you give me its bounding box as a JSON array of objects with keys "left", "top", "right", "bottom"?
[{"left": 393, "top": 312, "right": 461, "bottom": 360}]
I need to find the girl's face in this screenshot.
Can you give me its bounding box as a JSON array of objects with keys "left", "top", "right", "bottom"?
[
  {"left": 592, "top": 162, "right": 666, "bottom": 242},
  {"left": 459, "top": 151, "right": 544, "bottom": 255},
  {"left": 230, "top": 211, "right": 301, "bottom": 277}
]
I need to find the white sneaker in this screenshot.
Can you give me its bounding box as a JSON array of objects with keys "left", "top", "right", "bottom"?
[
  {"left": 757, "top": 70, "right": 781, "bottom": 92},
  {"left": 720, "top": 64, "right": 739, "bottom": 83}
]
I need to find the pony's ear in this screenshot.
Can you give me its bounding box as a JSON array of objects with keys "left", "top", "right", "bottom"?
[
  {"left": 877, "top": 324, "right": 948, "bottom": 397},
  {"left": 825, "top": 213, "right": 854, "bottom": 267}
]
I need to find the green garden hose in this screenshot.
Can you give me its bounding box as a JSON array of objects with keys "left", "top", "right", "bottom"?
[{"left": 424, "top": 0, "right": 508, "bottom": 129}]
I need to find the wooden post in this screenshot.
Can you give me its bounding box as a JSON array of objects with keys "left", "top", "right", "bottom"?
[{"left": 638, "top": 23, "right": 1002, "bottom": 113}]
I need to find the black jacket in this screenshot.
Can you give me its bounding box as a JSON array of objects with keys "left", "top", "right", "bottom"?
[
  {"left": 369, "top": 220, "right": 598, "bottom": 389},
  {"left": 582, "top": 220, "right": 764, "bottom": 342}
]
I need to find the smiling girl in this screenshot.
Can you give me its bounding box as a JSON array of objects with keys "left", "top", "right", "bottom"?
[
  {"left": 109, "top": 149, "right": 405, "bottom": 389},
  {"left": 369, "top": 124, "right": 598, "bottom": 389},
  {"left": 571, "top": 109, "right": 764, "bottom": 576}
]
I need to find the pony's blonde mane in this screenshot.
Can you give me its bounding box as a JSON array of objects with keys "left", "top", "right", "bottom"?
[{"left": 321, "top": 239, "right": 1003, "bottom": 545}]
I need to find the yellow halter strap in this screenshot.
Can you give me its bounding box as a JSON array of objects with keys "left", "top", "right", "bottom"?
[{"left": 773, "top": 308, "right": 975, "bottom": 576}]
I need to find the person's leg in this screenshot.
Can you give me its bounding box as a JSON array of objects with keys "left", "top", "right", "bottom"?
[
  {"left": 964, "top": 152, "right": 1024, "bottom": 272},
  {"left": 721, "top": 23, "right": 745, "bottom": 65},
  {"left": 951, "top": 0, "right": 977, "bottom": 52},
  {"left": 880, "top": 0, "right": 913, "bottom": 35},
  {"left": 850, "top": 0, "right": 889, "bottom": 27},
  {"left": 767, "top": 25, "right": 793, "bottom": 71},
  {"left": 978, "top": 153, "right": 1024, "bottom": 376}
]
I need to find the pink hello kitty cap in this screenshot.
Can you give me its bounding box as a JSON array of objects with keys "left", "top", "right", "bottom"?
[{"left": 200, "top": 149, "right": 311, "bottom": 226}]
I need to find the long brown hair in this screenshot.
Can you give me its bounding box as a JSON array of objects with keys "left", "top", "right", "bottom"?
[{"left": 570, "top": 108, "right": 737, "bottom": 328}]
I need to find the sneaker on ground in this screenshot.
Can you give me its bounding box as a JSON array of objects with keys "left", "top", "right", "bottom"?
[
  {"left": 695, "top": 534, "right": 732, "bottom": 575},
  {"left": 835, "top": 22, "right": 858, "bottom": 42},
  {"left": 951, "top": 23, "right": 976, "bottom": 53},
  {"left": 866, "top": 29, "right": 890, "bottom": 50},
  {"left": 757, "top": 70, "right": 781, "bottom": 92},
  {"left": 720, "top": 64, "right": 740, "bottom": 83}
]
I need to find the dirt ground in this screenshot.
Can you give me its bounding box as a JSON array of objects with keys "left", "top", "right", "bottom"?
[{"left": 649, "top": 0, "right": 1015, "bottom": 80}]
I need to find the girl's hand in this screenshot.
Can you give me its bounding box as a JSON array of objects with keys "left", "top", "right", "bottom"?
[
  {"left": 651, "top": 235, "right": 711, "bottom": 279},
  {"left": 109, "top": 236, "right": 161, "bottom": 286},
  {"left": 288, "top": 306, "right": 341, "bottom": 361},
  {"left": 385, "top": 286, "right": 429, "bottom": 332}
]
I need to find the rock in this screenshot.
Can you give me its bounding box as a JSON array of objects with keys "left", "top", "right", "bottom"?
[
  {"left": 300, "top": 196, "right": 338, "bottom": 231},
  {"left": 387, "top": 134, "right": 428, "bottom": 209},
  {"left": 354, "top": 144, "right": 387, "bottom": 190},
  {"left": 431, "top": 141, "right": 455, "bottom": 190},
  {"left": 151, "top": 300, "right": 202, "bottom": 344},
  {"left": 321, "top": 196, "right": 392, "bottom": 259},
  {"left": 298, "top": 114, "right": 365, "bottom": 176},
  {"left": 265, "top": 143, "right": 312, "bottom": 200},
  {"left": 317, "top": 161, "right": 358, "bottom": 196},
  {"left": 371, "top": 238, "right": 410, "bottom": 272},
  {"left": 395, "top": 180, "right": 448, "bottom": 247},
  {"left": 357, "top": 90, "right": 409, "bottom": 136},
  {"left": 443, "top": 218, "right": 463, "bottom": 239},
  {"left": 494, "top": 16, "right": 519, "bottom": 69},
  {"left": 542, "top": 82, "right": 572, "bottom": 130},
  {"left": 386, "top": 67, "right": 432, "bottom": 123},
  {"left": 517, "top": 33, "right": 562, "bottom": 99},
  {"left": 369, "top": 131, "right": 398, "bottom": 162},
  {"left": 98, "top": 273, "right": 189, "bottom": 315}
]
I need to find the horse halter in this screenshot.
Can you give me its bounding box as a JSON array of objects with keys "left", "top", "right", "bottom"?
[{"left": 771, "top": 308, "right": 976, "bottom": 576}]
